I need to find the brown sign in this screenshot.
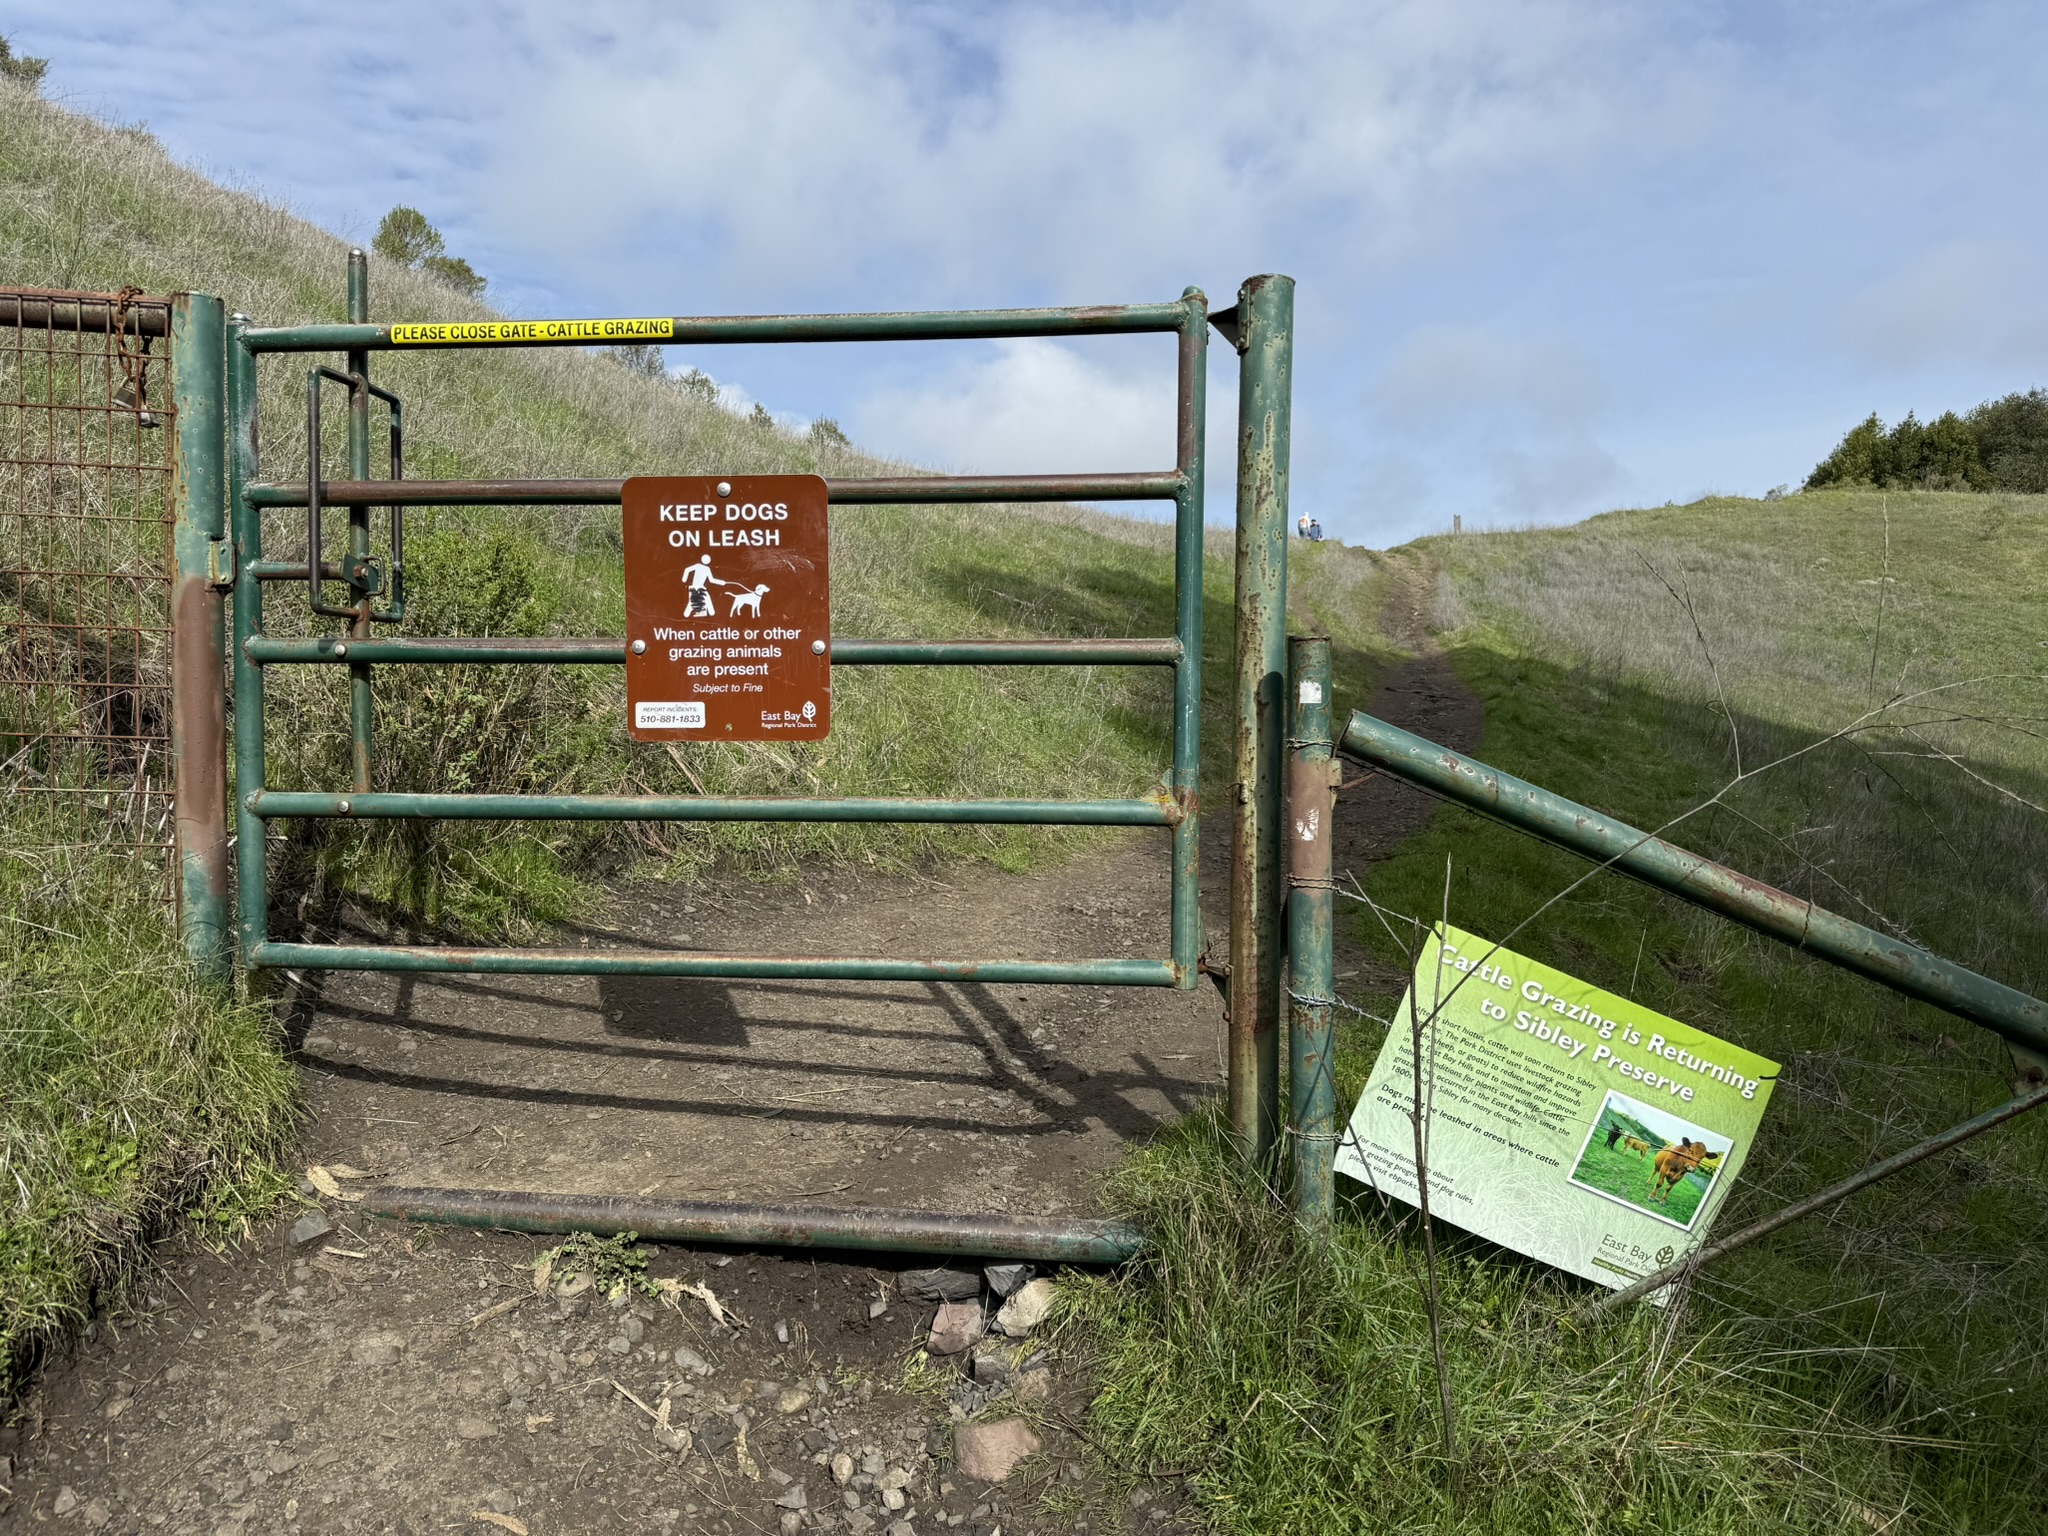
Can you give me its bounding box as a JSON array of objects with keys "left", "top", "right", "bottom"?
[{"left": 622, "top": 475, "right": 831, "bottom": 741}]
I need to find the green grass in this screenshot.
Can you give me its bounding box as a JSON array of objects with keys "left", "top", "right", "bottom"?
[
  {"left": 1071, "top": 491, "right": 2048, "bottom": 1533},
  {"left": 0, "top": 837, "right": 298, "bottom": 1393},
  {"left": 1067, "top": 1111, "right": 1963, "bottom": 1536}
]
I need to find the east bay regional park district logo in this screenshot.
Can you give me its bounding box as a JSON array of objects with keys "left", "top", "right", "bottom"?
[{"left": 621, "top": 475, "right": 832, "bottom": 742}]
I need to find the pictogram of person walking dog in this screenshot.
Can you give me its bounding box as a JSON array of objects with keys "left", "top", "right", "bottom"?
[{"left": 681, "top": 555, "right": 771, "bottom": 618}]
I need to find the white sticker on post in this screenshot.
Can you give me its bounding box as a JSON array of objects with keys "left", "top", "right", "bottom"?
[{"left": 1298, "top": 680, "right": 1324, "bottom": 705}]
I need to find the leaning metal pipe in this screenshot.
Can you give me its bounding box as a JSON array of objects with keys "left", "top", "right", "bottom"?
[
  {"left": 1589, "top": 1082, "right": 2048, "bottom": 1312},
  {"left": 1338, "top": 712, "right": 2048, "bottom": 1060},
  {"left": 356, "top": 1187, "right": 1143, "bottom": 1263}
]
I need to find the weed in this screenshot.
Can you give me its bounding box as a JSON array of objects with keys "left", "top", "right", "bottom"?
[{"left": 532, "top": 1230, "right": 659, "bottom": 1302}]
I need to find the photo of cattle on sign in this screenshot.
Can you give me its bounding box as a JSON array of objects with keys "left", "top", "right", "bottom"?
[{"left": 1571, "top": 1091, "right": 1734, "bottom": 1230}]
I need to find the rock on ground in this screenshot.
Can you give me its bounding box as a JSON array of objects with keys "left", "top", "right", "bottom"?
[
  {"left": 927, "top": 1299, "right": 985, "bottom": 1355},
  {"left": 994, "top": 1277, "right": 1055, "bottom": 1336},
  {"left": 954, "top": 1417, "right": 1043, "bottom": 1483}
]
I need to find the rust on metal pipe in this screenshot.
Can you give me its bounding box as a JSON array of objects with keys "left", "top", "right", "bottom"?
[
  {"left": 0, "top": 288, "right": 172, "bottom": 336},
  {"left": 359, "top": 1187, "right": 1143, "bottom": 1263},
  {"left": 169, "top": 293, "right": 231, "bottom": 976}
]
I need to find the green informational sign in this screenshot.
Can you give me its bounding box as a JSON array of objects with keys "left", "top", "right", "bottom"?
[{"left": 1335, "top": 923, "right": 1780, "bottom": 1291}]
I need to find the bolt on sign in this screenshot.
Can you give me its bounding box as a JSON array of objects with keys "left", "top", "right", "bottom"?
[
  {"left": 1335, "top": 922, "right": 1779, "bottom": 1298},
  {"left": 622, "top": 475, "right": 831, "bottom": 741}
]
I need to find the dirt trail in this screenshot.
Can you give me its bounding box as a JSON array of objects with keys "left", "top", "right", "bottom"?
[
  {"left": 2, "top": 558, "right": 1483, "bottom": 1536},
  {"left": 1331, "top": 553, "right": 1486, "bottom": 983}
]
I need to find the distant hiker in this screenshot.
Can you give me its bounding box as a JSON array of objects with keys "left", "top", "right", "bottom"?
[
  {"left": 1307, "top": 517, "right": 1325, "bottom": 542},
  {"left": 1297, "top": 514, "right": 1311, "bottom": 538}
]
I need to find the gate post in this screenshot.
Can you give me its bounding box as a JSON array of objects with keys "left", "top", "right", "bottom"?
[
  {"left": 1227, "top": 273, "right": 1295, "bottom": 1163},
  {"left": 169, "top": 292, "right": 231, "bottom": 979},
  {"left": 1287, "top": 635, "right": 1337, "bottom": 1218}
]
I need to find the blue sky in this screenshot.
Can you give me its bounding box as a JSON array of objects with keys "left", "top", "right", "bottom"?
[{"left": 14, "top": 1, "right": 2048, "bottom": 545}]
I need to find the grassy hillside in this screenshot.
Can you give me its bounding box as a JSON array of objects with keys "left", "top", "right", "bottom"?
[{"left": 1077, "top": 490, "right": 2048, "bottom": 1533}]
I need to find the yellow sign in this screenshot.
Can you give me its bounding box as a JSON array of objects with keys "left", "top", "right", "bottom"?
[{"left": 389, "top": 317, "right": 675, "bottom": 346}]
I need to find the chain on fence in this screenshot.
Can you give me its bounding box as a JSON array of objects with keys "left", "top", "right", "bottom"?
[{"left": 0, "top": 288, "right": 176, "bottom": 897}]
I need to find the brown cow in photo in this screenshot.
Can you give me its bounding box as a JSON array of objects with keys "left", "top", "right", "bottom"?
[
  {"left": 1622, "top": 1136, "right": 1651, "bottom": 1157},
  {"left": 1650, "top": 1138, "right": 1708, "bottom": 1202}
]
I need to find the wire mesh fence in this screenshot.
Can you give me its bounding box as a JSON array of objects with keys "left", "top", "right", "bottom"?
[{"left": 0, "top": 288, "right": 176, "bottom": 897}]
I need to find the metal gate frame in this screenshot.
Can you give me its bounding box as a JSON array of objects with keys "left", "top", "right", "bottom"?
[{"left": 172, "top": 260, "right": 1303, "bottom": 1259}]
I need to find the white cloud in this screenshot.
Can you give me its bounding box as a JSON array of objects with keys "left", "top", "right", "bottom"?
[
  {"left": 1361, "top": 324, "right": 1625, "bottom": 520},
  {"left": 481, "top": 0, "right": 1697, "bottom": 309},
  {"left": 850, "top": 339, "right": 1176, "bottom": 477}
]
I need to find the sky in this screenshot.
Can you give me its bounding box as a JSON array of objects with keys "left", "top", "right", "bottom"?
[{"left": 14, "top": 1, "right": 2048, "bottom": 545}]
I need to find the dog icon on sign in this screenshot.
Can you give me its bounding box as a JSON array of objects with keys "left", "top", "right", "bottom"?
[{"left": 729, "top": 583, "right": 770, "bottom": 617}]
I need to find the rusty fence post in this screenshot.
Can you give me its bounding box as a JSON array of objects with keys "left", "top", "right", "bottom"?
[
  {"left": 169, "top": 292, "right": 231, "bottom": 979},
  {"left": 1226, "top": 274, "right": 1295, "bottom": 1164},
  {"left": 1287, "top": 635, "right": 1338, "bottom": 1219}
]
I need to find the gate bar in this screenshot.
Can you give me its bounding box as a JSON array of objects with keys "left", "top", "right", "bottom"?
[
  {"left": 253, "top": 943, "right": 1174, "bottom": 987},
  {"left": 241, "top": 300, "right": 1192, "bottom": 353},
  {"left": 1589, "top": 1082, "right": 2048, "bottom": 1312},
  {"left": 358, "top": 1187, "right": 1143, "bottom": 1263},
  {"left": 240, "top": 635, "right": 1182, "bottom": 667},
  {"left": 247, "top": 791, "right": 1176, "bottom": 826},
  {"left": 246, "top": 472, "right": 1182, "bottom": 507},
  {"left": 1338, "top": 711, "right": 2048, "bottom": 1057}
]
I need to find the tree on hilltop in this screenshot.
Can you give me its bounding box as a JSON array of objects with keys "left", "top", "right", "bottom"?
[
  {"left": 1805, "top": 390, "right": 2048, "bottom": 493},
  {"left": 372, "top": 206, "right": 486, "bottom": 298},
  {"left": 1971, "top": 389, "right": 2048, "bottom": 494}
]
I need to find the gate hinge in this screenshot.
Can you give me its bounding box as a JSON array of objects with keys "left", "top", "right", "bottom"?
[
  {"left": 207, "top": 535, "right": 235, "bottom": 590},
  {"left": 1209, "top": 305, "right": 1246, "bottom": 354}
]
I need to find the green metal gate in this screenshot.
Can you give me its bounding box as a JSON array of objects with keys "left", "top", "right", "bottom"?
[{"left": 179, "top": 258, "right": 1302, "bottom": 1258}]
